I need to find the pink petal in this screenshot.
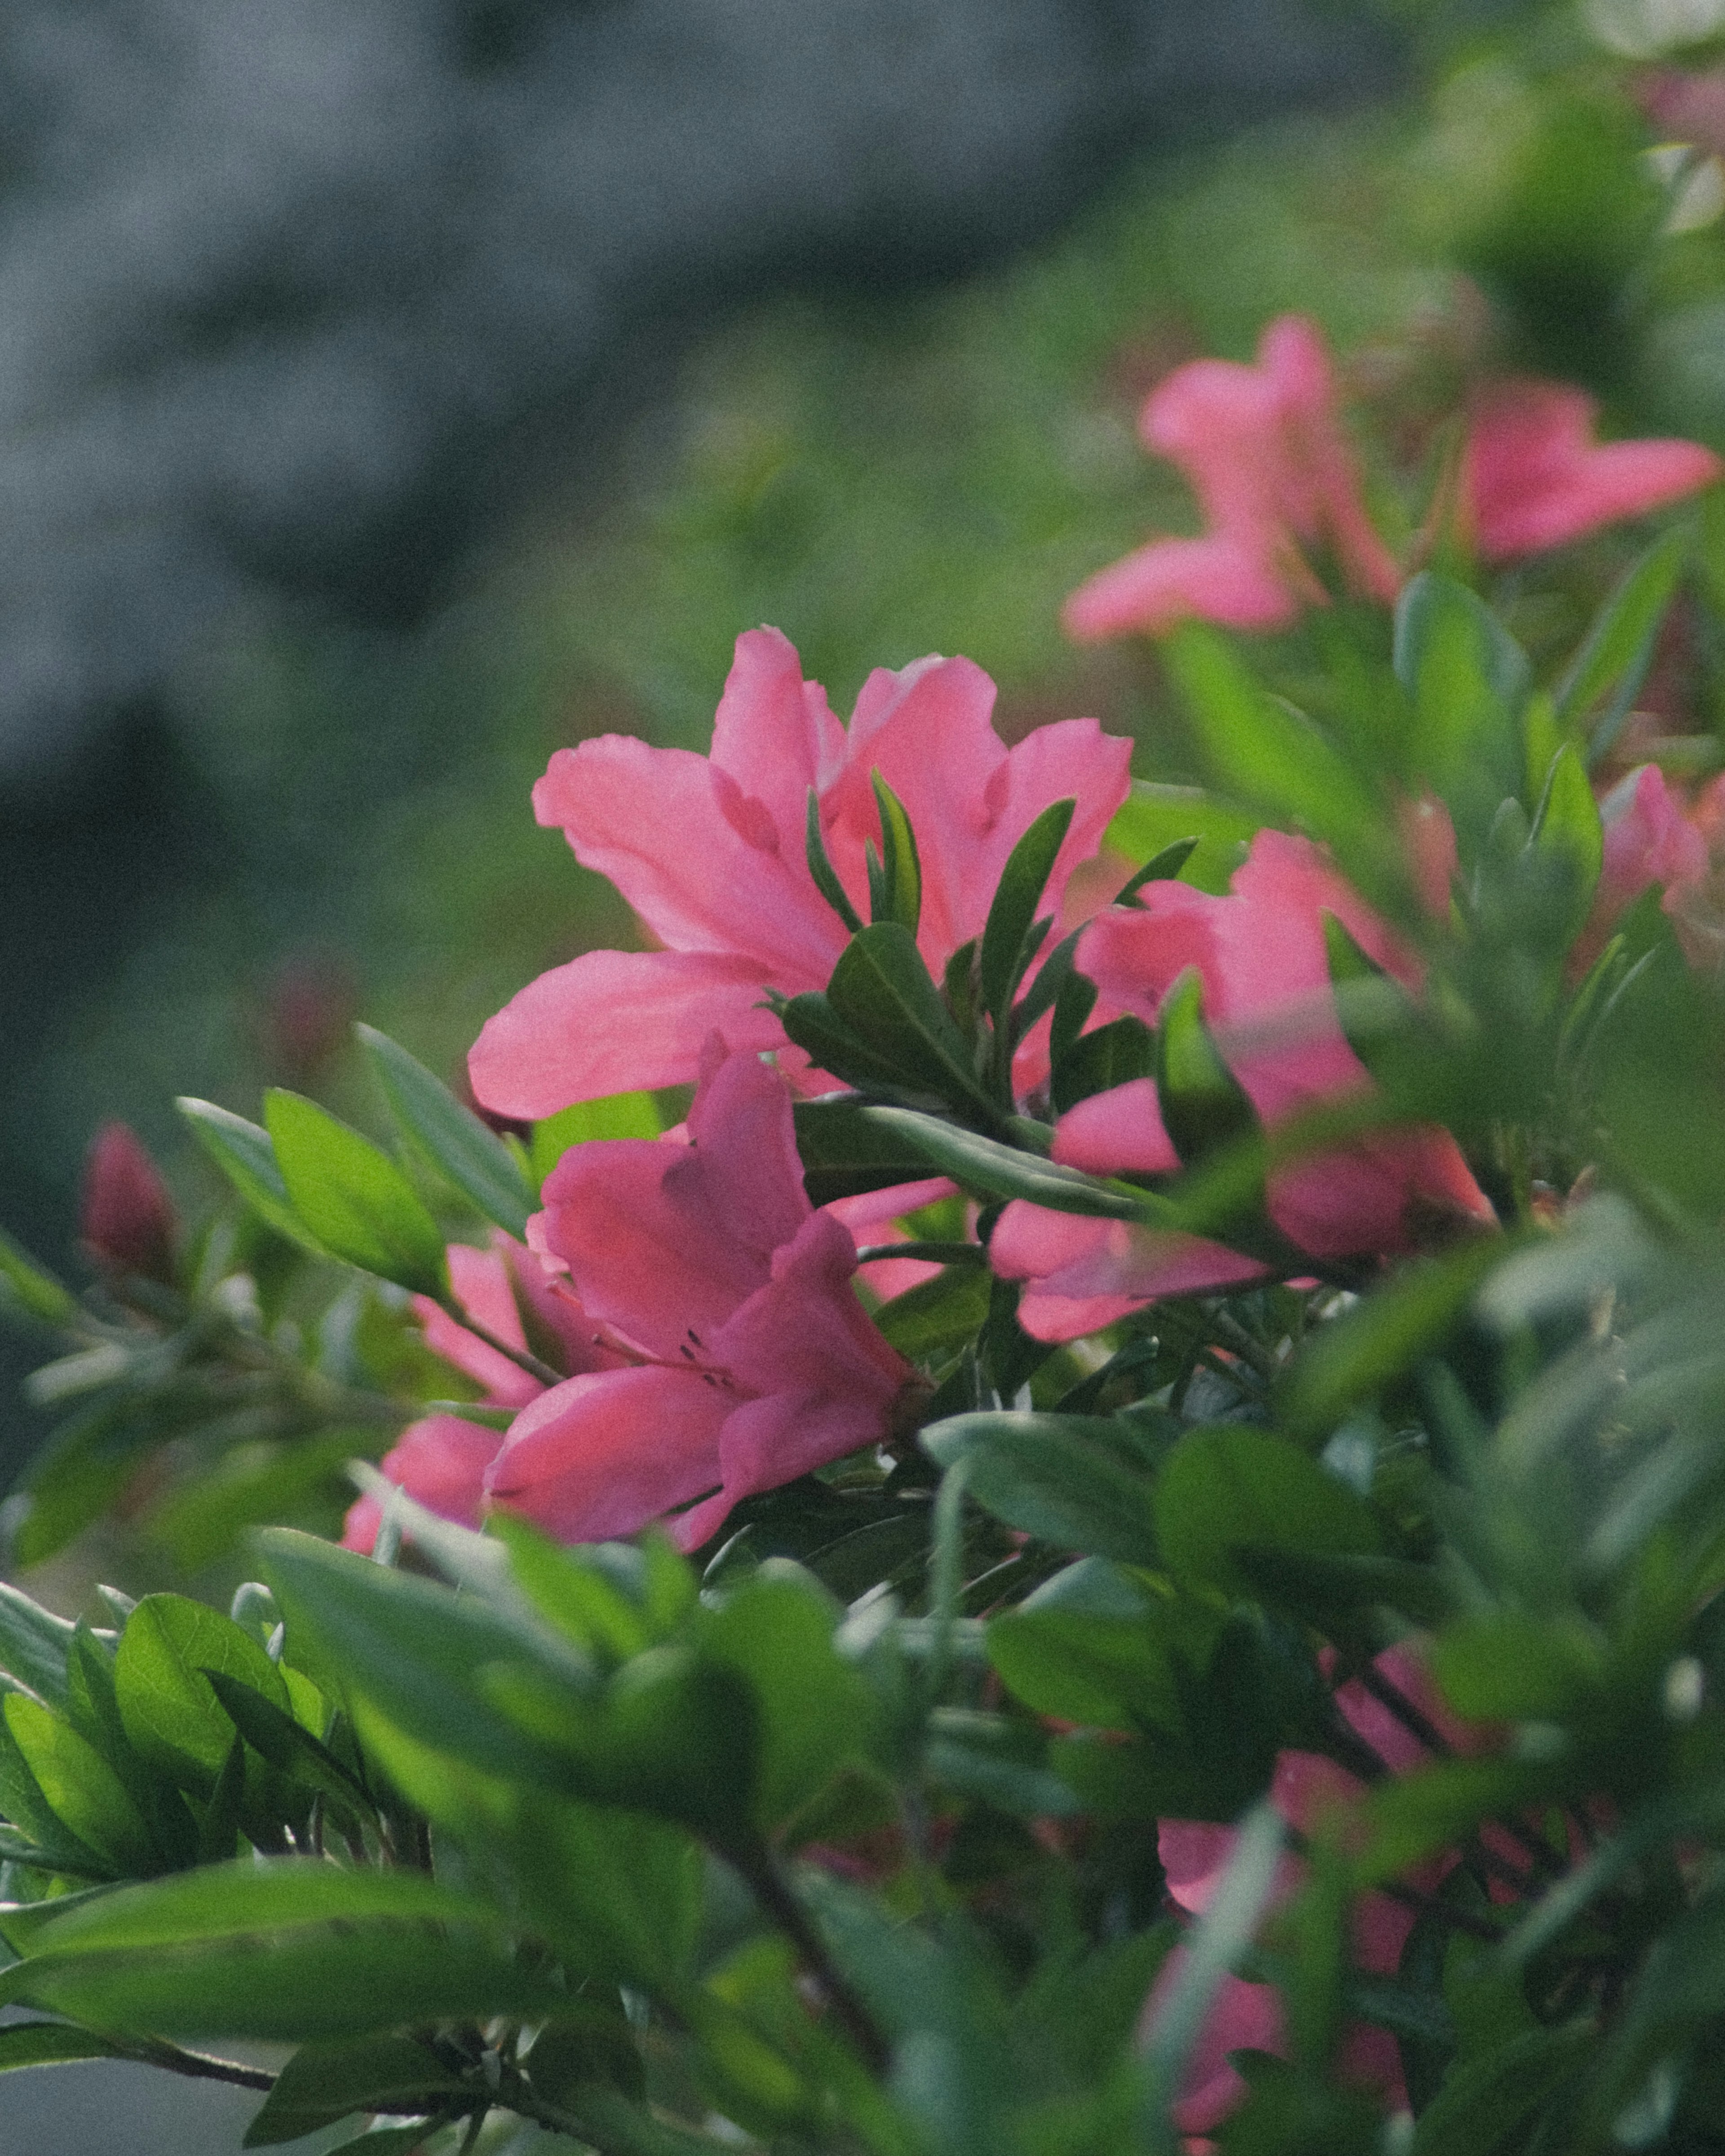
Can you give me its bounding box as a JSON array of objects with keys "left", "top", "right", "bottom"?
[
  {"left": 1465, "top": 381, "right": 1722, "bottom": 560},
  {"left": 342, "top": 1414, "right": 503, "bottom": 1550},
  {"left": 1062, "top": 532, "right": 1300, "bottom": 642},
  {"left": 484, "top": 1365, "right": 731, "bottom": 1543},
  {"left": 1051, "top": 1078, "right": 1180, "bottom": 1176},
  {"left": 532, "top": 731, "right": 846, "bottom": 982},
  {"left": 682, "top": 1038, "right": 813, "bottom": 1265},
  {"left": 990, "top": 1203, "right": 1267, "bottom": 1341},
  {"left": 469, "top": 947, "right": 781, "bottom": 1116},
  {"left": 1268, "top": 1127, "right": 1495, "bottom": 1259},
  {"left": 708, "top": 627, "right": 849, "bottom": 864},
  {"left": 713, "top": 1210, "right": 910, "bottom": 1405},
  {"left": 671, "top": 1384, "right": 900, "bottom": 1552}
]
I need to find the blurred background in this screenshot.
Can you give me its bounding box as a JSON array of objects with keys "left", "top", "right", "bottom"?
[{"left": 8, "top": 0, "right": 1725, "bottom": 2145}]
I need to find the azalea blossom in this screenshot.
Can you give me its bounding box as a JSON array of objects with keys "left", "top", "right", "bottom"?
[
  {"left": 1063, "top": 316, "right": 1402, "bottom": 642},
  {"left": 992, "top": 831, "right": 1494, "bottom": 1340},
  {"left": 484, "top": 1038, "right": 918, "bottom": 1552},
  {"left": 1063, "top": 314, "right": 1720, "bottom": 643},
  {"left": 1462, "top": 380, "right": 1721, "bottom": 561},
  {"left": 1146, "top": 1644, "right": 1498, "bottom": 2141},
  {"left": 469, "top": 626, "right": 1130, "bottom": 1118},
  {"left": 341, "top": 1230, "right": 621, "bottom": 1553}
]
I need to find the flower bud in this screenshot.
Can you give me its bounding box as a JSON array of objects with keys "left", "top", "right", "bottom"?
[{"left": 80, "top": 1122, "right": 178, "bottom": 1286}]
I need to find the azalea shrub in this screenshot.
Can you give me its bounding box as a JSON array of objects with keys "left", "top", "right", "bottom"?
[{"left": 10, "top": 20, "right": 1725, "bottom": 2156}]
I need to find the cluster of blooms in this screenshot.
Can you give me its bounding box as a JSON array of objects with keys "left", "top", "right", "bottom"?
[{"left": 335, "top": 314, "right": 1724, "bottom": 1564}]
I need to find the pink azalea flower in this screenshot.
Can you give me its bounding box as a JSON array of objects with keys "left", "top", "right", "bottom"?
[
  {"left": 1063, "top": 316, "right": 1403, "bottom": 643},
  {"left": 992, "top": 832, "right": 1494, "bottom": 1340},
  {"left": 484, "top": 1039, "right": 917, "bottom": 1552},
  {"left": 1146, "top": 1645, "right": 1496, "bottom": 2141},
  {"left": 341, "top": 1414, "right": 512, "bottom": 1557},
  {"left": 1462, "top": 381, "right": 1721, "bottom": 561},
  {"left": 469, "top": 627, "right": 1130, "bottom": 1118},
  {"left": 81, "top": 1122, "right": 178, "bottom": 1286}
]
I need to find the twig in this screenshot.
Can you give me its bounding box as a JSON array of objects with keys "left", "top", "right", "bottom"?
[
  {"left": 438, "top": 1302, "right": 563, "bottom": 1389},
  {"left": 727, "top": 1841, "right": 890, "bottom": 2074}
]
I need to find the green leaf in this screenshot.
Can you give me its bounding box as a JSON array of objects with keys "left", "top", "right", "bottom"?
[
  {"left": 1155, "top": 968, "right": 1258, "bottom": 1166},
  {"left": 1164, "top": 625, "right": 1380, "bottom": 855},
  {"left": 989, "top": 1608, "right": 1186, "bottom": 1733},
  {"left": 1153, "top": 1426, "right": 1382, "bottom": 1600},
  {"left": 0, "top": 1583, "right": 76, "bottom": 1713},
  {"left": 1, "top": 1695, "right": 156, "bottom": 1875},
  {"left": 177, "top": 1099, "right": 324, "bottom": 1255},
  {"left": 202, "top": 1670, "right": 370, "bottom": 1816},
  {"left": 0, "top": 1858, "right": 562, "bottom": 2041},
  {"left": 0, "top": 1715, "right": 106, "bottom": 1877},
  {"left": 1393, "top": 573, "right": 1528, "bottom": 836},
  {"left": 0, "top": 1229, "right": 79, "bottom": 1331},
  {"left": 114, "top": 1594, "right": 293, "bottom": 1799},
  {"left": 1105, "top": 780, "right": 1261, "bottom": 895},
  {"left": 921, "top": 1413, "right": 1160, "bottom": 1566},
  {"left": 866, "top": 771, "right": 922, "bottom": 934},
  {"left": 529, "top": 1091, "right": 661, "bottom": 1189},
  {"left": 1113, "top": 837, "right": 1200, "bottom": 906},
  {"left": 264, "top": 1090, "right": 447, "bottom": 1295},
  {"left": 243, "top": 2034, "right": 469, "bottom": 2145},
  {"left": 1409, "top": 2024, "right": 1592, "bottom": 2156},
  {"left": 701, "top": 1567, "right": 881, "bottom": 1833},
  {"left": 872, "top": 1264, "right": 994, "bottom": 1360},
  {"left": 1279, "top": 1236, "right": 1508, "bottom": 1436},
  {"left": 1528, "top": 742, "right": 1604, "bottom": 941},
  {"left": 357, "top": 1025, "right": 534, "bottom": 1240},
  {"left": 0, "top": 2022, "right": 133, "bottom": 2072},
  {"left": 979, "top": 798, "right": 1075, "bottom": 1023},
  {"left": 1051, "top": 1014, "right": 1156, "bottom": 1117},
  {"left": 821, "top": 924, "right": 995, "bottom": 1114},
  {"left": 1553, "top": 528, "right": 1686, "bottom": 731},
  {"left": 805, "top": 786, "right": 865, "bottom": 935},
  {"left": 849, "top": 1105, "right": 1143, "bottom": 1218}
]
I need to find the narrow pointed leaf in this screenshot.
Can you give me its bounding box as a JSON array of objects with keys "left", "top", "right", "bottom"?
[
  {"left": 805, "top": 788, "right": 863, "bottom": 935},
  {"left": 357, "top": 1025, "right": 533, "bottom": 1240},
  {"left": 850, "top": 1105, "right": 1145, "bottom": 1218},
  {"left": 979, "top": 797, "right": 1075, "bottom": 1021},
  {"left": 867, "top": 770, "right": 922, "bottom": 934},
  {"left": 1155, "top": 968, "right": 1258, "bottom": 1165},
  {"left": 177, "top": 1100, "right": 323, "bottom": 1255}
]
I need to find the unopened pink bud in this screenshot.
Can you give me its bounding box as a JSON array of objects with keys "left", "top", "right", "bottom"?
[{"left": 81, "top": 1122, "right": 178, "bottom": 1286}]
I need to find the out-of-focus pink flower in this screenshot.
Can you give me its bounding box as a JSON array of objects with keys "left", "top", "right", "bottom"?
[
  {"left": 1463, "top": 383, "right": 1721, "bottom": 562},
  {"left": 993, "top": 833, "right": 1494, "bottom": 1340},
  {"left": 341, "top": 1230, "right": 623, "bottom": 1552},
  {"left": 1146, "top": 1645, "right": 1493, "bottom": 2140},
  {"left": 1063, "top": 316, "right": 1403, "bottom": 642},
  {"left": 81, "top": 1122, "right": 178, "bottom": 1286},
  {"left": 1639, "top": 67, "right": 1725, "bottom": 159},
  {"left": 1571, "top": 763, "right": 1713, "bottom": 976},
  {"left": 469, "top": 628, "right": 1130, "bottom": 1117},
  {"left": 485, "top": 1040, "right": 917, "bottom": 1552}
]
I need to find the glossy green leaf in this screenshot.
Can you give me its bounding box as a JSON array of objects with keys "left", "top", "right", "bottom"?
[
  {"left": 1051, "top": 1014, "right": 1156, "bottom": 1116},
  {"left": 529, "top": 1091, "right": 661, "bottom": 1188},
  {"left": 0, "top": 1858, "right": 562, "bottom": 2041},
  {"left": 1153, "top": 1426, "right": 1382, "bottom": 1599},
  {"left": 0, "top": 1714, "right": 106, "bottom": 1877},
  {"left": 849, "top": 1105, "right": 1143, "bottom": 1218},
  {"left": 114, "top": 1594, "right": 293, "bottom": 1799},
  {"left": 264, "top": 1091, "right": 447, "bottom": 1295},
  {"left": 0, "top": 1583, "right": 76, "bottom": 1714},
  {"left": 202, "top": 1671, "right": 369, "bottom": 1815},
  {"left": 821, "top": 923, "right": 994, "bottom": 1113},
  {"left": 357, "top": 1024, "right": 533, "bottom": 1240},
  {"left": 1155, "top": 968, "right": 1257, "bottom": 1166},
  {"left": 921, "top": 1413, "right": 1160, "bottom": 1565},
  {"left": 1, "top": 1695, "right": 155, "bottom": 1875},
  {"left": 176, "top": 1099, "right": 323, "bottom": 1255},
  {"left": 866, "top": 770, "right": 922, "bottom": 935},
  {"left": 805, "top": 786, "right": 864, "bottom": 935},
  {"left": 979, "top": 798, "right": 1075, "bottom": 1022},
  {"left": 243, "top": 2034, "right": 468, "bottom": 2145},
  {"left": 1112, "top": 836, "right": 1200, "bottom": 906},
  {"left": 0, "top": 2022, "right": 133, "bottom": 2072},
  {"left": 871, "top": 1262, "right": 993, "bottom": 1360}
]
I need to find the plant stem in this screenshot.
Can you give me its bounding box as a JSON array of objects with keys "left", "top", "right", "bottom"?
[
  {"left": 728, "top": 1841, "right": 890, "bottom": 2074},
  {"left": 439, "top": 1302, "right": 563, "bottom": 1388},
  {"left": 131, "top": 2039, "right": 276, "bottom": 2093}
]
